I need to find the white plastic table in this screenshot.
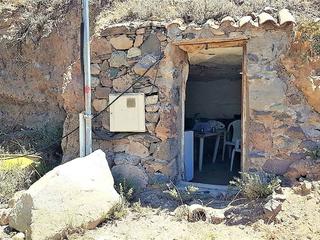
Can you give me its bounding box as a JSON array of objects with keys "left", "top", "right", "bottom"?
[{"left": 194, "top": 130, "right": 226, "bottom": 172}]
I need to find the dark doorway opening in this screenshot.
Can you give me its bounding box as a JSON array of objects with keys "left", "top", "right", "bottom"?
[{"left": 184, "top": 47, "right": 243, "bottom": 185}]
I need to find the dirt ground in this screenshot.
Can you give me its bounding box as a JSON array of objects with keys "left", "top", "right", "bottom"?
[{"left": 68, "top": 186, "right": 320, "bottom": 240}]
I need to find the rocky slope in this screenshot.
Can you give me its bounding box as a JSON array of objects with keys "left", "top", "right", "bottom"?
[{"left": 0, "top": 1, "right": 82, "bottom": 153}]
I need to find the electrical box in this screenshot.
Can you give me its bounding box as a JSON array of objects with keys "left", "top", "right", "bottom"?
[{"left": 109, "top": 93, "right": 145, "bottom": 132}]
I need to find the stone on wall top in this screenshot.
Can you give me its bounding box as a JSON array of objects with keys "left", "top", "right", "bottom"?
[
  {"left": 279, "top": 9, "right": 297, "bottom": 25},
  {"left": 99, "top": 9, "right": 296, "bottom": 36}
]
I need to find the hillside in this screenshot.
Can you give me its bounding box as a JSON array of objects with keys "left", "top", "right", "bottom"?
[{"left": 1, "top": 0, "right": 319, "bottom": 43}]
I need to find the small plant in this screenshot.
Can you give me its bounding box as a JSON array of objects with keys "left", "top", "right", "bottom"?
[
  {"left": 106, "top": 200, "right": 129, "bottom": 221},
  {"left": 186, "top": 185, "right": 199, "bottom": 194},
  {"left": 115, "top": 179, "right": 135, "bottom": 202},
  {"left": 230, "top": 172, "right": 281, "bottom": 200},
  {"left": 131, "top": 200, "right": 143, "bottom": 213},
  {"left": 131, "top": 199, "right": 151, "bottom": 218},
  {"left": 105, "top": 179, "right": 135, "bottom": 221},
  {"left": 163, "top": 183, "right": 199, "bottom": 204}
]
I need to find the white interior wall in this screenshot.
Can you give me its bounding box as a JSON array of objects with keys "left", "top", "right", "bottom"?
[
  {"left": 185, "top": 47, "right": 242, "bottom": 120},
  {"left": 185, "top": 79, "right": 241, "bottom": 119}
]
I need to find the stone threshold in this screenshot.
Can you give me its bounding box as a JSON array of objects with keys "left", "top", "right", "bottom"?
[{"left": 177, "top": 181, "right": 238, "bottom": 197}]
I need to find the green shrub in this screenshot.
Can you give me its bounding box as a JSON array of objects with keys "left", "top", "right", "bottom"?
[
  {"left": 230, "top": 171, "right": 281, "bottom": 200},
  {"left": 305, "top": 146, "right": 320, "bottom": 160},
  {"left": 0, "top": 167, "right": 33, "bottom": 203}
]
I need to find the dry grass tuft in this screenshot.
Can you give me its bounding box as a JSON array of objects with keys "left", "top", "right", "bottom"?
[
  {"left": 0, "top": 0, "right": 79, "bottom": 43},
  {"left": 230, "top": 171, "right": 281, "bottom": 200},
  {"left": 1, "top": 0, "right": 319, "bottom": 40},
  {"left": 105, "top": 180, "right": 135, "bottom": 221},
  {"left": 298, "top": 21, "right": 320, "bottom": 56}
]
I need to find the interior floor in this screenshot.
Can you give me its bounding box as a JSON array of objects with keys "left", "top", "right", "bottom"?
[{"left": 192, "top": 154, "right": 241, "bottom": 185}]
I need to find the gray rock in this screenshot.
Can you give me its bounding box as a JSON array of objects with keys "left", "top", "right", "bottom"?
[
  {"left": 263, "top": 199, "right": 282, "bottom": 219},
  {"left": 114, "top": 153, "right": 141, "bottom": 166},
  {"left": 11, "top": 232, "right": 25, "bottom": 240},
  {"left": 90, "top": 63, "right": 101, "bottom": 76},
  {"left": 106, "top": 68, "right": 119, "bottom": 80},
  {"left": 112, "top": 164, "right": 148, "bottom": 190},
  {"left": 167, "top": 24, "right": 182, "bottom": 40},
  {"left": 249, "top": 78, "right": 286, "bottom": 111},
  {"left": 153, "top": 139, "right": 179, "bottom": 160},
  {"left": 146, "top": 123, "right": 156, "bottom": 133},
  {"left": 126, "top": 141, "right": 149, "bottom": 158},
  {"left": 272, "top": 193, "right": 286, "bottom": 202},
  {"left": 127, "top": 47, "right": 141, "bottom": 58},
  {"left": 188, "top": 204, "right": 225, "bottom": 224},
  {"left": 0, "top": 204, "right": 8, "bottom": 209},
  {"left": 113, "top": 74, "right": 133, "bottom": 92},
  {"left": 145, "top": 95, "right": 159, "bottom": 105},
  {"left": 207, "top": 209, "right": 226, "bottom": 224},
  {"left": 146, "top": 104, "right": 160, "bottom": 112},
  {"left": 146, "top": 112, "right": 160, "bottom": 123},
  {"left": 293, "top": 181, "right": 312, "bottom": 195},
  {"left": 148, "top": 172, "right": 169, "bottom": 185},
  {"left": 8, "top": 191, "right": 25, "bottom": 208},
  {"left": 95, "top": 86, "right": 111, "bottom": 99},
  {"left": 0, "top": 209, "right": 10, "bottom": 226},
  {"left": 127, "top": 134, "right": 161, "bottom": 145},
  {"left": 91, "top": 76, "right": 100, "bottom": 88},
  {"left": 100, "top": 74, "right": 112, "bottom": 88},
  {"left": 9, "top": 150, "right": 120, "bottom": 240},
  {"left": 141, "top": 34, "right": 161, "bottom": 56},
  {"left": 247, "top": 53, "right": 259, "bottom": 63},
  {"left": 133, "top": 54, "right": 158, "bottom": 76},
  {"left": 109, "top": 51, "right": 129, "bottom": 67}
]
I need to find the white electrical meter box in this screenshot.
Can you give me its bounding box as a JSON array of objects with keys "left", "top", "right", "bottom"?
[{"left": 109, "top": 93, "right": 145, "bottom": 132}]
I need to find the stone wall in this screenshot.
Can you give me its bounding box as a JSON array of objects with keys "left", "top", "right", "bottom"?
[
  {"left": 62, "top": 18, "right": 320, "bottom": 188},
  {"left": 246, "top": 29, "right": 319, "bottom": 174}
]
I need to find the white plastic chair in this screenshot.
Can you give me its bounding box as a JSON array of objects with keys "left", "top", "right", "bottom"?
[
  {"left": 230, "top": 139, "right": 241, "bottom": 171},
  {"left": 222, "top": 120, "right": 241, "bottom": 161}
]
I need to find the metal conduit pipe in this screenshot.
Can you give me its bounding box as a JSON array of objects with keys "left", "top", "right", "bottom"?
[
  {"left": 79, "top": 112, "right": 86, "bottom": 157},
  {"left": 81, "top": 0, "right": 92, "bottom": 156}
]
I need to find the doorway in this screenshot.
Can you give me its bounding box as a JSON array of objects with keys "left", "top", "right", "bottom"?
[{"left": 183, "top": 46, "right": 244, "bottom": 185}]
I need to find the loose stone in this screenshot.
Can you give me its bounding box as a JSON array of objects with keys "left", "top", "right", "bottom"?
[{"left": 110, "top": 35, "right": 133, "bottom": 50}]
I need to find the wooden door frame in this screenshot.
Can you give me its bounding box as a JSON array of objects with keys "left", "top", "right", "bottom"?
[{"left": 176, "top": 38, "right": 249, "bottom": 182}]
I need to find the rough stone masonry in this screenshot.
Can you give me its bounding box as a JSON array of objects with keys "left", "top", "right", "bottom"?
[{"left": 61, "top": 10, "right": 320, "bottom": 189}]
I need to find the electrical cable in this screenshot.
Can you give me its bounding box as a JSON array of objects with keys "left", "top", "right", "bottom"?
[{"left": 0, "top": 54, "right": 164, "bottom": 161}]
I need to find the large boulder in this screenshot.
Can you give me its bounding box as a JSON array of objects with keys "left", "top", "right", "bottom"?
[
  {"left": 111, "top": 164, "right": 148, "bottom": 190},
  {"left": 9, "top": 150, "right": 120, "bottom": 240}
]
